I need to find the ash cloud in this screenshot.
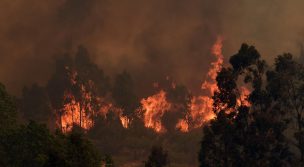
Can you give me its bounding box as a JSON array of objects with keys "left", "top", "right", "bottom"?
[{"left": 0, "top": 0, "right": 303, "bottom": 95}]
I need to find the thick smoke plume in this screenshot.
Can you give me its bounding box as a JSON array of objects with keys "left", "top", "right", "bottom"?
[{"left": 0, "top": 0, "right": 303, "bottom": 95}]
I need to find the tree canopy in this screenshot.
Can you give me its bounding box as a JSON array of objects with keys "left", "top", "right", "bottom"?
[{"left": 199, "top": 44, "right": 294, "bottom": 167}]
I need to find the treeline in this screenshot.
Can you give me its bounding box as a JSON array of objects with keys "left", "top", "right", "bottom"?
[
  {"left": 0, "top": 83, "right": 111, "bottom": 167},
  {"left": 19, "top": 45, "right": 138, "bottom": 127},
  {"left": 18, "top": 45, "right": 191, "bottom": 132},
  {"left": 1, "top": 45, "right": 195, "bottom": 166},
  {"left": 0, "top": 80, "right": 170, "bottom": 166},
  {"left": 199, "top": 44, "right": 304, "bottom": 166},
  {"left": 2, "top": 43, "right": 304, "bottom": 166}
]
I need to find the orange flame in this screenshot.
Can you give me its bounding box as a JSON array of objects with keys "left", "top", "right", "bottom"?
[
  {"left": 176, "top": 119, "right": 189, "bottom": 132},
  {"left": 176, "top": 36, "right": 224, "bottom": 132},
  {"left": 238, "top": 86, "right": 251, "bottom": 107},
  {"left": 60, "top": 92, "right": 94, "bottom": 132},
  {"left": 201, "top": 36, "right": 224, "bottom": 93},
  {"left": 140, "top": 90, "right": 171, "bottom": 133},
  {"left": 58, "top": 68, "right": 129, "bottom": 132},
  {"left": 58, "top": 35, "right": 250, "bottom": 134}
]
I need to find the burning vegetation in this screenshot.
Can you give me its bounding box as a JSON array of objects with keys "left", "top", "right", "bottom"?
[
  {"left": 49, "top": 36, "right": 246, "bottom": 134},
  {"left": 2, "top": 39, "right": 304, "bottom": 166},
  {"left": 6, "top": 36, "right": 265, "bottom": 167},
  {"left": 1, "top": 1, "right": 304, "bottom": 166}
]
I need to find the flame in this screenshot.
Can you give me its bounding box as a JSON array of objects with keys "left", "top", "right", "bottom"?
[
  {"left": 57, "top": 35, "right": 250, "bottom": 134},
  {"left": 175, "top": 36, "right": 223, "bottom": 132},
  {"left": 201, "top": 36, "right": 224, "bottom": 93},
  {"left": 177, "top": 37, "right": 251, "bottom": 132},
  {"left": 140, "top": 90, "right": 171, "bottom": 133},
  {"left": 120, "top": 116, "right": 130, "bottom": 128},
  {"left": 58, "top": 68, "right": 129, "bottom": 132},
  {"left": 176, "top": 119, "right": 189, "bottom": 132},
  {"left": 238, "top": 86, "right": 251, "bottom": 107},
  {"left": 60, "top": 92, "right": 94, "bottom": 132},
  {"left": 60, "top": 92, "right": 130, "bottom": 132},
  {"left": 138, "top": 36, "right": 224, "bottom": 133},
  {"left": 137, "top": 36, "right": 225, "bottom": 133}
]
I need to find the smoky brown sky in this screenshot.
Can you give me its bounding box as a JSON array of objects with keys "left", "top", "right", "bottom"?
[{"left": 0, "top": 0, "right": 303, "bottom": 95}]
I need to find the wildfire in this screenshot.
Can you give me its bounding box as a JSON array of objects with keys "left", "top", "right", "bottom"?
[
  {"left": 177, "top": 36, "right": 224, "bottom": 132},
  {"left": 61, "top": 92, "right": 94, "bottom": 132},
  {"left": 176, "top": 119, "right": 189, "bottom": 132},
  {"left": 140, "top": 90, "right": 171, "bottom": 133},
  {"left": 138, "top": 36, "right": 224, "bottom": 133},
  {"left": 201, "top": 36, "right": 224, "bottom": 93},
  {"left": 57, "top": 35, "right": 250, "bottom": 134},
  {"left": 59, "top": 68, "right": 129, "bottom": 132},
  {"left": 238, "top": 86, "right": 251, "bottom": 107}
]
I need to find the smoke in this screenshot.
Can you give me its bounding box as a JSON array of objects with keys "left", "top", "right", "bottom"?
[{"left": 0, "top": 0, "right": 303, "bottom": 95}]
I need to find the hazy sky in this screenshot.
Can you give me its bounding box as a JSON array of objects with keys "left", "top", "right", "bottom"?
[{"left": 0, "top": 0, "right": 303, "bottom": 95}]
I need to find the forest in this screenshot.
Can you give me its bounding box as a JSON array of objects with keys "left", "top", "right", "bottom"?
[{"left": 1, "top": 42, "right": 304, "bottom": 167}]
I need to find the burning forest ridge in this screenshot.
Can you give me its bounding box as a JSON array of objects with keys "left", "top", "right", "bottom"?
[
  {"left": 1, "top": 1, "right": 304, "bottom": 166},
  {"left": 54, "top": 36, "right": 250, "bottom": 133}
]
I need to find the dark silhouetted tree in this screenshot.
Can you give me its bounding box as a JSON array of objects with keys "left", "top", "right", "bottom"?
[
  {"left": 0, "top": 121, "right": 54, "bottom": 167},
  {"left": 267, "top": 53, "right": 304, "bottom": 164},
  {"left": 47, "top": 46, "right": 110, "bottom": 130},
  {"left": 64, "top": 129, "right": 101, "bottom": 167},
  {"left": 112, "top": 71, "right": 139, "bottom": 119},
  {"left": 74, "top": 46, "right": 110, "bottom": 126},
  {"left": 47, "top": 55, "right": 73, "bottom": 130},
  {"left": 0, "top": 83, "right": 17, "bottom": 131},
  {"left": 164, "top": 84, "right": 192, "bottom": 131},
  {"left": 20, "top": 84, "right": 52, "bottom": 124},
  {"left": 0, "top": 121, "right": 102, "bottom": 167},
  {"left": 199, "top": 44, "right": 293, "bottom": 167},
  {"left": 145, "top": 146, "right": 168, "bottom": 167}
]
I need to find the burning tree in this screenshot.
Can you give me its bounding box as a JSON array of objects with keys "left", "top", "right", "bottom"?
[
  {"left": 47, "top": 46, "right": 111, "bottom": 132},
  {"left": 0, "top": 82, "right": 103, "bottom": 167},
  {"left": 112, "top": 71, "right": 140, "bottom": 125}
]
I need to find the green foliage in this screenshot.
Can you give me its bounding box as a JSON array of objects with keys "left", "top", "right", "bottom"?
[
  {"left": 64, "top": 129, "right": 102, "bottom": 167},
  {"left": 0, "top": 105, "right": 128, "bottom": 166},
  {"left": 0, "top": 121, "right": 102, "bottom": 167},
  {"left": 0, "top": 121, "right": 53, "bottom": 167}
]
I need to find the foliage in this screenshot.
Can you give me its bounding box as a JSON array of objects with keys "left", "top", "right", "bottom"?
[
  {"left": 0, "top": 121, "right": 102, "bottom": 167},
  {"left": 46, "top": 46, "right": 110, "bottom": 129},
  {"left": 0, "top": 84, "right": 102, "bottom": 167},
  {"left": 199, "top": 44, "right": 293, "bottom": 167},
  {"left": 0, "top": 83, "right": 17, "bottom": 131},
  {"left": 267, "top": 53, "right": 304, "bottom": 163}
]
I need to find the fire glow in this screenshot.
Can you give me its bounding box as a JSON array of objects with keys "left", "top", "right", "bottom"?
[
  {"left": 135, "top": 36, "right": 223, "bottom": 132},
  {"left": 57, "top": 36, "right": 250, "bottom": 133}
]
